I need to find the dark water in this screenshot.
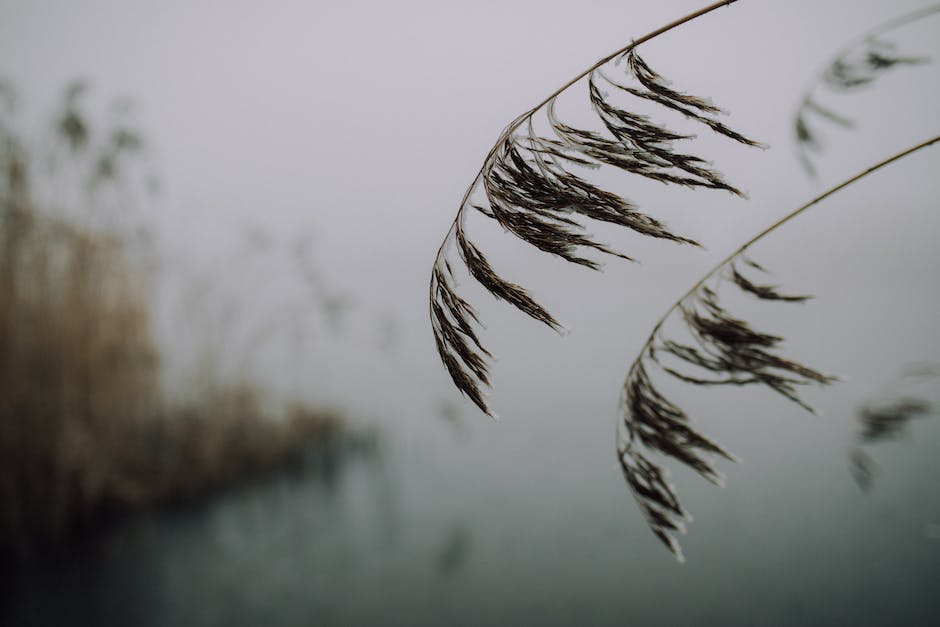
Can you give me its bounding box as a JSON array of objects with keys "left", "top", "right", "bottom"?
[{"left": 3, "top": 392, "right": 939, "bottom": 627}]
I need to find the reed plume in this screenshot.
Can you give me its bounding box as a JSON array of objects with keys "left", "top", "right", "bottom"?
[
  {"left": 619, "top": 135, "right": 940, "bottom": 560},
  {"left": 793, "top": 4, "right": 939, "bottom": 175},
  {"left": 427, "top": 0, "right": 940, "bottom": 559},
  {"left": 430, "top": 0, "right": 758, "bottom": 415},
  {"left": 0, "top": 82, "right": 341, "bottom": 556},
  {"left": 847, "top": 364, "right": 938, "bottom": 492}
]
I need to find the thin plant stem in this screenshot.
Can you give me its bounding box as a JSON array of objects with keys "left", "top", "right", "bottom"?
[
  {"left": 821, "top": 3, "right": 940, "bottom": 65},
  {"left": 615, "top": 135, "right": 940, "bottom": 558},
  {"left": 429, "top": 1, "right": 745, "bottom": 416},
  {"left": 625, "top": 132, "right": 940, "bottom": 414},
  {"left": 430, "top": 0, "right": 743, "bottom": 276},
  {"left": 793, "top": 3, "right": 940, "bottom": 172},
  {"left": 796, "top": 2, "right": 940, "bottom": 104}
]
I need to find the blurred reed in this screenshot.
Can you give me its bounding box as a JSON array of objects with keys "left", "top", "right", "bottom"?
[{"left": 0, "top": 82, "right": 339, "bottom": 557}]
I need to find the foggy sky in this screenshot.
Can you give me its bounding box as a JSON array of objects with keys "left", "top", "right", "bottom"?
[{"left": 0, "top": 0, "right": 937, "bottom": 426}]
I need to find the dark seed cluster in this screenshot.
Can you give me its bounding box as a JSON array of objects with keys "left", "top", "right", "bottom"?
[
  {"left": 618, "top": 256, "right": 834, "bottom": 559},
  {"left": 431, "top": 49, "right": 758, "bottom": 416}
]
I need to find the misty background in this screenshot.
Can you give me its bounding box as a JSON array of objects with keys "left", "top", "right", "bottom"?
[{"left": 0, "top": 0, "right": 938, "bottom": 625}]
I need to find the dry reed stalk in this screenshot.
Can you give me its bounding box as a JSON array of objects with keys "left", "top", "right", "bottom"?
[
  {"left": 428, "top": 1, "right": 940, "bottom": 560},
  {"left": 0, "top": 83, "right": 342, "bottom": 556},
  {"left": 794, "top": 4, "right": 940, "bottom": 174},
  {"left": 619, "top": 134, "right": 940, "bottom": 559},
  {"left": 430, "top": 0, "right": 758, "bottom": 416}
]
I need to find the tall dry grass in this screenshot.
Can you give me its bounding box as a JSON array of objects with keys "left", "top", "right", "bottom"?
[
  {"left": 0, "top": 84, "right": 338, "bottom": 557},
  {"left": 427, "top": 1, "right": 940, "bottom": 559}
]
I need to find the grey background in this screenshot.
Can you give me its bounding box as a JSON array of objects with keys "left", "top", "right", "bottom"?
[{"left": 1, "top": 1, "right": 938, "bottom": 625}]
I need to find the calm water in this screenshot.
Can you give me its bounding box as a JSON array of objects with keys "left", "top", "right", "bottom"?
[{"left": 4, "top": 382, "right": 939, "bottom": 627}]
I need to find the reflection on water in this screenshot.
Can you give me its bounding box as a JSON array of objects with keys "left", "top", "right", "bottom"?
[{"left": 1, "top": 431, "right": 390, "bottom": 627}]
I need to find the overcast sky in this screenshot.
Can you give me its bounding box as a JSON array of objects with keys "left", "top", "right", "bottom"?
[{"left": 0, "top": 0, "right": 937, "bottom": 426}]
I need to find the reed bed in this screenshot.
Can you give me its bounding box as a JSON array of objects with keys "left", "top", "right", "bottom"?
[{"left": 0, "top": 84, "right": 339, "bottom": 557}]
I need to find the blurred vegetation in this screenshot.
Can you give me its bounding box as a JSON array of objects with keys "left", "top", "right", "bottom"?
[{"left": 0, "top": 81, "right": 339, "bottom": 557}]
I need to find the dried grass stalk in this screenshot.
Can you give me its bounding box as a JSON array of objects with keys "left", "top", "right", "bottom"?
[
  {"left": 430, "top": 1, "right": 758, "bottom": 415},
  {"left": 619, "top": 135, "right": 940, "bottom": 560},
  {"left": 620, "top": 258, "right": 833, "bottom": 561},
  {"left": 794, "top": 4, "right": 938, "bottom": 174}
]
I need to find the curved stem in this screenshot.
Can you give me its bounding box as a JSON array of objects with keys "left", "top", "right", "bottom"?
[
  {"left": 828, "top": 2, "right": 940, "bottom": 62},
  {"left": 497, "top": 0, "right": 741, "bottom": 151},
  {"left": 430, "top": 0, "right": 744, "bottom": 336},
  {"left": 621, "top": 133, "right": 940, "bottom": 446},
  {"left": 794, "top": 3, "right": 940, "bottom": 167},
  {"left": 797, "top": 2, "right": 940, "bottom": 103}
]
